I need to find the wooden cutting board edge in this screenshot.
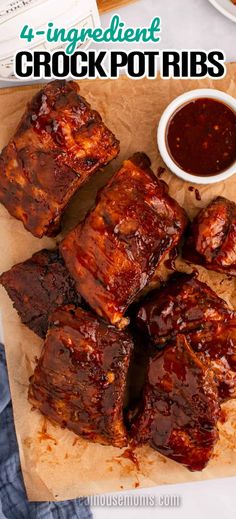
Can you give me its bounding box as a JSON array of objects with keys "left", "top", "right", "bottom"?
[{"left": 98, "top": 0, "right": 137, "bottom": 13}]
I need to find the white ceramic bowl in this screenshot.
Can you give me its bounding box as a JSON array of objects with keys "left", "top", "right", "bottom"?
[
  {"left": 157, "top": 88, "right": 236, "bottom": 184},
  {"left": 208, "top": 0, "right": 236, "bottom": 24}
]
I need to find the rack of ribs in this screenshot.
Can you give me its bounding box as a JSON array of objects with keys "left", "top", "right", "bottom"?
[
  {"left": 28, "top": 305, "right": 133, "bottom": 447},
  {"left": 60, "top": 152, "right": 188, "bottom": 329},
  {"left": 183, "top": 197, "right": 236, "bottom": 275},
  {"left": 0, "top": 249, "right": 82, "bottom": 338},
  {"left": 130, "top": 335, "right": 220, "bottom": 471},
  {"left": 136, "top": 273, "right": 236, "bottom": 400},
  {"left": 0, "top": 80, "right": 119, "bottom": 237}
]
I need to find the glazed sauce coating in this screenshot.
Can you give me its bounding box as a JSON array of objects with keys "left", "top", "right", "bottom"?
[
  {"left": 166, "top": 98, "right": 236, "bottom": 176},
  {"left": 0, "top": 248, "right": 83, "bottom": 338},
  {"left": 0, "top": 80, "right": 119, "bottom": 237},
  {"left": 183, "top": 196, "right": 236, "bottom": 275},
  {"left": 136, "top": 273, "right": 236, "bottom": 401},
  {"left": 28, "top": 305, "right": 133, "bottom": 447},
  {"left": 130, "top": 335, "right": 220, "bottom": 471},
  {"left": 136, "top": 273, "right": 231, "bottom": 343},
  {"left": 60, "top": 153, "right": 188, "bottom": 328}
]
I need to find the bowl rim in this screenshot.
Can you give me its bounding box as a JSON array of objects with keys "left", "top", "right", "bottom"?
[{"left": 157, "top": 88, "right": 236, "bottom": 185}]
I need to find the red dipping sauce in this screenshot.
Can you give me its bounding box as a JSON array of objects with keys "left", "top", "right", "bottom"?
[{"left": 166, "top": 98, "right": 236, "bottom": 176}]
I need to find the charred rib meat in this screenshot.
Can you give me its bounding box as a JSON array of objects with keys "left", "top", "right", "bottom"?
[
  {"left": 0, "top": 80, "right": 119, "bottom": 237},
  {"left": 183, "top": 197, "right": 236, "bottom": 275},
  {"left": 29, "top": 305, "right": 133, "bottom": 447},
  {"left": 0, "top": 249, "right": 82, "bottom": 338},
  {"left": 60, "top": 153, "right": 188, "bottom": 328},
  {"left": 130, "top": 335, "right": 220, "bottom": 471},
  {"left": 136, "top": 273, "right": 236, "bottom": 400}
]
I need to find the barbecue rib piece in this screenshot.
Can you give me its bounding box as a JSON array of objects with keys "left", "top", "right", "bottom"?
[
  {"left": 0, "top": 249, "right": 82, "bottom": 338},
  {"left": 29, "top": 306, "right": 133, "bottom": 447},
  {"left": 130, "top": 335, "right": 220, "bottom": 471},
  {"left": 183, "top": 197, "right": 236, "bottom": 275},
  {"left": 60, "top": 153, "right": 188, "bottom": 328},
  {"left": 0, "top": 80, "right": 119, "bottom": 237},
  {"left": 136, "top": 273, "right": 236, "bottom": 400}
]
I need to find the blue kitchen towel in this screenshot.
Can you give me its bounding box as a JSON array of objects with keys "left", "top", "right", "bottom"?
[{"left": 0, "top": 343, "right": 93, "bottom": 519}]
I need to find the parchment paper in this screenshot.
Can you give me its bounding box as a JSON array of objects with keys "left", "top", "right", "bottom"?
[{"left": 0, "top": 66, "right": 236, "bottom": 501}]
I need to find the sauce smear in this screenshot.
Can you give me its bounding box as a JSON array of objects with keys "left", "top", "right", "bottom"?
[{"left": 166, "top": 98, "right": 236, "bottom": 176}]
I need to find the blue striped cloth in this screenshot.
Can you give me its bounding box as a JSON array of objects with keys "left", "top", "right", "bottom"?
[{"left": 0, "top": 343, "right": 93, "bottom": 519}]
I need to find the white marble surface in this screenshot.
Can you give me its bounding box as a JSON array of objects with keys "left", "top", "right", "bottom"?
[
  {"left": 91, "top": 476, "right": 235, "bottom": 519},
  {"left": 98, "top": 0, "right": 236, "bottom": 58}
]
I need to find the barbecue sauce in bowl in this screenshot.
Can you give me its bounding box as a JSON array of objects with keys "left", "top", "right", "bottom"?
[{"left": 166, "top": 98, "right": 236, "bottom": 177}]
